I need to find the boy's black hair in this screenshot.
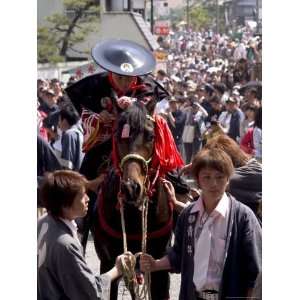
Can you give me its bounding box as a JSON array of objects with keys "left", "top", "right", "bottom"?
[{"left": 59, "top": 104, "right": 80, "bottom": 126}]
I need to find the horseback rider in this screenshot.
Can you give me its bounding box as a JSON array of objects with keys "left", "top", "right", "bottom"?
[
  {"left": 65, "top": 39, "right": 170, "bottom": 251},
  {"left": 65, "top": 39, "right": 169, "bottom": 181}
]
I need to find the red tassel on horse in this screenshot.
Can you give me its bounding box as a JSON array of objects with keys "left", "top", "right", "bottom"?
[{"left": 152, "top": 115, "right": 184, "bottom": 175}]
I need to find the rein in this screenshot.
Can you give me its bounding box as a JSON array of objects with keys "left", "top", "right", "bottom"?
[
  {"left": 119, "top": 188, "right": 152, "bottom": 300},
  {"left": 111, "top": 130, "right": 155, "bottom": 299},
  {"left": 98, "top": 184, "right": 173, "bottom": 240},
  {"left": 118, "top": 155, "right": 153, "bottom": 300},
  {"left": 105, "top": 111, "right": 178, "bottom": 300}
]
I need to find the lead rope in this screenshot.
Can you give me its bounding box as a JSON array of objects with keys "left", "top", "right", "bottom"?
[
  {"left": 119, "top": 198, "right": 137, "bottom": 293},
  {"left": 134, "top": 198, "right": 151, "bottom": 300},
  {"left": 119, "top": 190, "right": 152, "bottom": 299},
  {"left": 136, "top": 167, "right": 161, "bottom": 300}
]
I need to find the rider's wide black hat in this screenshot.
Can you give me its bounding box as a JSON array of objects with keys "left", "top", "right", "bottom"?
[{"left": 91, "top": 39, "right": 156, "bottom": 76}]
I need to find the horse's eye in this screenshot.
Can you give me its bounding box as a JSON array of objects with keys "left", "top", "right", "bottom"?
[{"left": 144, "top": 131, "right": 154, "bottom": 141}]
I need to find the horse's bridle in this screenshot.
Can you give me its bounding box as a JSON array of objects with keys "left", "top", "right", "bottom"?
[
  {"left": 114, "top": 112, "right": 158, "bottom": 203},
  {"left": 120, "top": 153, "right": 152, "bottom": 176}
]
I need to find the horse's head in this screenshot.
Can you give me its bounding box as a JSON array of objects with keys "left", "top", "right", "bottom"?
[{"left": 114, "top": 102, "right": 155, "bottom": 208}]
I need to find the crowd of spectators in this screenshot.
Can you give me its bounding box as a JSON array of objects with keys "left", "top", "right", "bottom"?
[
  {"left": 153, "top": 26, "right": 262, "bottom": 163},
  {"left": 37, "top": 26, "right": 262, "bottom": 194},
  {"left": 37, "top": 77, "right": 84, "bottom": 172}
]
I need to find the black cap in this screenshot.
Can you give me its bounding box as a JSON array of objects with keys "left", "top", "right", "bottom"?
[{"left": 91, "top": 39, "right": 156, "bottom": 76}]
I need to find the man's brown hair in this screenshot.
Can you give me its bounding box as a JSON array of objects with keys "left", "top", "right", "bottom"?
[{"left": 40, "top": 170, "right": 88, "bottom": 217}]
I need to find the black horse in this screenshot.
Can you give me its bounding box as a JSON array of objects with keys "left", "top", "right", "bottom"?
[{"left": 90, "top": 102, "right": 179, "bottom": 300}]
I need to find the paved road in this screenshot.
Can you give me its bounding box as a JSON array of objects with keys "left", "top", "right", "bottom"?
[{"left": 85, "top": 234, "right": 181, "bottom": 300}]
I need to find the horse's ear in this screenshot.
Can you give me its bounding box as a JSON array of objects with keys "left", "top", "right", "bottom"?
[{"left": 146, "top": 115, "right": 155, "bottom": 123}]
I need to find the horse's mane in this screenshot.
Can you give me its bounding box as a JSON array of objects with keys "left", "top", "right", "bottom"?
[{"left": 116, "top": 102, "right": 150, "bottom": 141}]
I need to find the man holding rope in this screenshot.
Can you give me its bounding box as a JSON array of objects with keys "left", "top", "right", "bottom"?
[{"left": 38, "top": 170, "right": 134, "bottom": 300}]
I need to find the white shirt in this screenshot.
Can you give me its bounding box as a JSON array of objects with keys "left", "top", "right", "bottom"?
[
  {"left": 218, "top": 111, "right": 231, "bottom": 134},
  {"left": 233, "top": 43, "right": 247, "bottom": 61},
  {"left": 60, "top": 218, "right": 78, "bottom": 232},
  {"left": 192, "top": 193, "right": 230, "bottom": 292},
  {"left": 154, "top": 98, "right": 170, "bottom": 115},
  {"left": 253, "top": 127, "right": 262, "bottom": 161},
  {"left": 60, "top": 218, "right": 81, "bottom": 245}
]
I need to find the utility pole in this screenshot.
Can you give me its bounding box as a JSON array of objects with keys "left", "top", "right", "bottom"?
[
  {"left": 186, "top": 0, "right": 190, "bottom": 29},
  {"left": 256, "top": 0, "right": 259, "bottom": 24},
  {"left": 150, "top": 0, "right": 154, "bottom": 33},
  {"left": 216, "top": 0, "right": 219, "bottom": 34},
  {"left": 143, "top": 0, "right": 147, "bottom": 19},
  {"left": 128, "top": 0, "right": 132, "bottom": 11}
]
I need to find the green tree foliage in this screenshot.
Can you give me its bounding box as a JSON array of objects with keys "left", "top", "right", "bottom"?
[
  {"left": 189, "top": 5, "right": 211, "bottom": 30},
  {"left": 169, "top": 4, "right": 213, "bottom": 32},
  {"left": 199, "top": 1, "right": 227, "bottom": 33},
  {"left": 169, "top": 7, "right": 180, "bottom": 22},
  {"left": 38, "top": 0, "right": 100, "bottom": 64},
  {"left": 169, "top": 7, "right": 186, "bottom": 26}
]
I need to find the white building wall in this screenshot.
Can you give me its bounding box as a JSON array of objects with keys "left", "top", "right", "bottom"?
[
  {"left": 37, "top": 0, "right": 64, "bottom": 25},
  {"left": 99, "top": 12, "right": 152, "bottom": 49},
  {"left": 37, "top": 0, "right": 154, "bottom": 60},
  {"left": 67, "top": 23, "right": 102, "bottom": 59}
]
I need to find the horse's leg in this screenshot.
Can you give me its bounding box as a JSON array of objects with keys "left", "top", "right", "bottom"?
[{"left": 150, "top": 270, "right": 170, "bottom": 300}]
